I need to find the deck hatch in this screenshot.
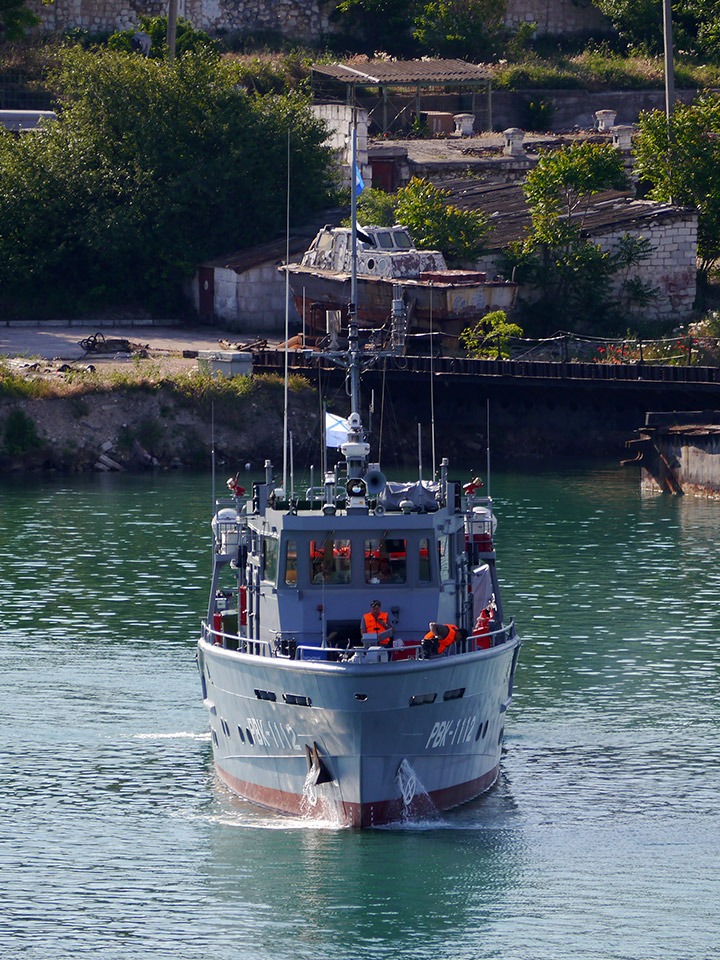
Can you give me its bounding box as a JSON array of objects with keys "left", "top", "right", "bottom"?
[{"left": 409, "top": 692, "right": 437, "bottom": 707}]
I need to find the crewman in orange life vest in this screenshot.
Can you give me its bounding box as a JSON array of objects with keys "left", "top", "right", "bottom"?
[
  {"left": 422, "top": 622, "right": 467, "bottom": 658},
  {"left": 361, "top": 600, "right": 393, "bottom": 646}
]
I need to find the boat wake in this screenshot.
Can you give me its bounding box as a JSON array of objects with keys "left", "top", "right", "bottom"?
[{"left": 396, "top": 759, "right": 439, "bottom": 824}]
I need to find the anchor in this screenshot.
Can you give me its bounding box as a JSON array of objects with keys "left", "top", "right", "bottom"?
[{"left": 304, "top": 742, "right": 334, "bottom": 784}]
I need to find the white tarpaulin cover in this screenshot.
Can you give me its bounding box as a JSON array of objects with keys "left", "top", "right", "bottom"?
[
  {"left": 325, "top": 412, "right": 350, "bottom": 448},
  {"left": 471, "top": 564, "right": 493, "bottom": 622}
]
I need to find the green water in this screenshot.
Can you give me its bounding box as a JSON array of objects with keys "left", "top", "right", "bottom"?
[{"left": 1, "top": 466, "right": 719, "bottom": 959}]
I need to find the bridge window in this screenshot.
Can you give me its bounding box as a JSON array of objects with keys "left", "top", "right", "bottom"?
[
  {"left": 419, "top": 537, "right": 431, "bottom": 582},
  {"left": 310, "top": 537, "right": 351, "bottom": 584},
  {"left": 284, "top": 540, "right": 297, "bottom": 586},
  {"left": 376, "top": 231, "right": 394, "bottom": 249},
  {"left": 394, "top": 230, "right": 412, "bottom": 248},
  {"left": 365, "top": 537, "right": 406, "bottom": 584},
  {"left": 439, "top": 534, "right": 451, "bottom": 581},
  {"left": 263, "top": 536, "right": 278, "bottom": 582}
]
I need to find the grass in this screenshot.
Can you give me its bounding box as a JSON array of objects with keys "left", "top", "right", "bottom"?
[{"left": 494, "top": 51, "right": 720, "bottom": 92}]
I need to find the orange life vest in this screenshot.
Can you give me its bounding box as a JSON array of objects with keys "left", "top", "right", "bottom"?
[
  {"left": 363, "top": 610, "right": 390, "bottom": 644},
  {"left": 437, "top": 624, "right": 458, "bottom": 654},
  {"left": 363, "top": 611, "right": 389, "bottom": 632}
]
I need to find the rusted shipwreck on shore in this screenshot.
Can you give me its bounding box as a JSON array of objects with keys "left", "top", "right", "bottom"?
[{"left": 626, "top": 411, "right": 720, "bottom": 497}]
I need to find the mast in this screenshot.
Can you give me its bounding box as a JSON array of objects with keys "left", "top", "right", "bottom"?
[{"left": 348, "top": 106, "right": 361, "bottom": 423}]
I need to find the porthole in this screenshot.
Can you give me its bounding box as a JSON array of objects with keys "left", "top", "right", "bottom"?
[
  {"left": 354, "top": 693, "right": 368, "bottom": 701},
  {"left": 497, "top": 726, "right": 504, "bottom": 745},
  {"left": 246, "top": 728, "right": 254, "bottom": 745},
  {"left": 237, "top": 725, "right": 245, "bottom": 742},
  {"left": 367, "top": 258, "right": 375, "bottom": 270},
  {"left": 483, "top": 720, "right": 489, "bottom": 738},
  {"left": 254, "top": 689, "right": 277, "bottom": 702},
  {"left": 475, "top": 722, "right": 483, "bottom": 742},
  {"left": 211, "top": 730, "right": 219, "bottom": 746},
  {"left": 283, "top": 694, "right": 312, "bottom": 707},
  {"left": 409, "top": 693, "right": 437, "bottom": 707},
  {"left": 443, "top": 687, "right": 465, "bottom": 702}
]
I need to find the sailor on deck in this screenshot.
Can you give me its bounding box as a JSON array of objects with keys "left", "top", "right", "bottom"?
[
  {"left": 423, "top": 622, "right": 466, "bottom": 658},
  {"left": 361, "top": 600, "right": 393, "bottom": 647}
]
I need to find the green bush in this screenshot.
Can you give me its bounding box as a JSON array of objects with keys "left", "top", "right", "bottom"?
[
  {"left": 107, "top": 15, "right": 216, "bottom": 58},
  {"left": 2, "top": 408, "right": 40, "bottom": 454}
]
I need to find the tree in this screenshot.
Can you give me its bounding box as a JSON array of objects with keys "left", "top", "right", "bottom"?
[
  {"left": 592, "top": 0, "right": 720, "bottom": 62},
  {"left": 634, "top": 91, "right": 720, "bottom": 281},
  {"left": 393, "top": 177, "right": 489, "bottom": 264},
  {"left": 459, "top": 310, "right": 524, "bottom": 358},
  {"left": 413, "top": 0, "right": 506, "bottom": 59},
  {"left": 500, "top": 141, "right": 651, "bottom": 332},
  {"left": 330, "top": 0, "right": 418, "bottom": 56},
  {"left": 354, "top": 179, "right": 489, "bottom": 264},
  {"left": 107, "top": 15, "right": 216, "bottom": 59},
  {"left": 0, "top": 0, "right": 38, "bottom": 41},
  {"left": 0, "top": 46, "right": 333, "bottom": 317}
]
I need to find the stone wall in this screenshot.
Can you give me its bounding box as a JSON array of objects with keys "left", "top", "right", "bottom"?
[
  {"left": 28, "top": 0, "right": 611, "bottom": 39},
  {"left": 504, "top": 0, "right": 611, "bottom": 36},
  {"left": 27, "top": 0, "right": 329, "bottom": 37},
  {"left": 309, "top": 104, "right": 371, "bottom": 190},
  {"left": 475, "top": 210, "right": 698, "bottom": 324},
  {"left": 594, "top": 214, "right": 698, "bottom": 321}
]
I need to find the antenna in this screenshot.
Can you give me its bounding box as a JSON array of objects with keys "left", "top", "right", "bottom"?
[
  {"left": 282, "top": 127, "right": 291, "bottom": 494},
  {"left": 290, "top": 431, "right": 295, "bottom": 502},
  {"left": 211, "top": 401, "right": 216, "bottom": 557},
  {"left": 429, "top": 282, "right": 436, "bottom": 479},
  {"left": 418, "top": 422, "right": 423, "bottom": 483},
  {"left": 486, "top": 399, "right": 491, "bottom": 499}
]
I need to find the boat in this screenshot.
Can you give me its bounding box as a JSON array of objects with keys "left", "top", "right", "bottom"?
[
  {"left": 197, "top": 126, "right": 521, "bottom": 827},
  {"left": 283, "top": 223, "right": 517, "bottom": 342},
  {"left": 197, "top": 364, "right": 521, "bottom": 826}
]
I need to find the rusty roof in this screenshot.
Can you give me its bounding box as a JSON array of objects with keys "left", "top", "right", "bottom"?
[
  {"left": 439, "top": 180, "right": 695, "bottom": 250},
  {"left": 312, "top": 59, "right": 493, "bottom": 85}
]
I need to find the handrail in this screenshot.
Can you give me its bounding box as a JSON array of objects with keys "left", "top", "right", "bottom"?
[{"left": 203, "top": 618, "right": 516, "bottom": 660}]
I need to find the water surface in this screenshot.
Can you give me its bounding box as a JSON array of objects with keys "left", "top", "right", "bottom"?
[{"left": 1, "top": 466, "right": 719, "bottom": 959}]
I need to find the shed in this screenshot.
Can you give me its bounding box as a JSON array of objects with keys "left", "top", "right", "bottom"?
[
  {"left": 311, "top": 59, "right": 494, "bottom": 135},
  {"left": 441, "top": 180, "right": 699, "bottom": 322}
]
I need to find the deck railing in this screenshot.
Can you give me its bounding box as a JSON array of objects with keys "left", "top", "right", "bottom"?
[{"left": 202, "top": 619, "right": 516, "bottom": 661}]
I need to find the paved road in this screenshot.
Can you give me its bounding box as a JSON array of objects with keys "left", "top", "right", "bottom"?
[{"left": 0, "top": 324, "right": 272, "bottom": 361}]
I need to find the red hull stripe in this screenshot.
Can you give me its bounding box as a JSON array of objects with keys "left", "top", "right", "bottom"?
[{"left": 216, "top": 763, "right": 500, "bottom": 828}]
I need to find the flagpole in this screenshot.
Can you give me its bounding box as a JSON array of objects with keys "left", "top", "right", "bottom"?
[{"left": 282, "top": 127, "right": 290, "bottom": 495}]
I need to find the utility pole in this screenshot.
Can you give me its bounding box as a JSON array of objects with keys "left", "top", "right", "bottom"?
[
  {"left": 662, "top": 0, "right": 675, "bottom": 203},
  {"left": 167, "top": 0, "right": 178, "bottom": 62},
  {"left": 663, "top": 0, "right": 675, "bottom": 120}
]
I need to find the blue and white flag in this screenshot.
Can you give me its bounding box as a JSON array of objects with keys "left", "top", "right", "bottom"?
[
  {"left": 325, "top": 412, "right": 350, "bottom": 448},
  {"left": 355, "top": 163, "right": 365, "bottom": 196}
]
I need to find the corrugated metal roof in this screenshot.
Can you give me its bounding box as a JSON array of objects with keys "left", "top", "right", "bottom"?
[
  {"left": 312, "top": 59, "right": 493, "bottom": 85},
  {"left": 440, "top": 181, "right": 696, "bottom": 250}
]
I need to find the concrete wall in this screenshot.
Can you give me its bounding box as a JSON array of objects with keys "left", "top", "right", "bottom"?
[
  {"left": 189, "top": 260, "right": 302, "bottom": 332},
  {"left": 309, "top": 104, "right": 371, "bottom": 191}
]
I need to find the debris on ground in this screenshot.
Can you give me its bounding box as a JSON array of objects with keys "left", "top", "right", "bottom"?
[{"left": 79, "top": 331, "right": 149, "bottom": 356}]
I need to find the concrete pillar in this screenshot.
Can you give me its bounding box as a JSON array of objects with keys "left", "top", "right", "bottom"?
[
  {"left": 453, "top": 113, "right": 475, "bottom": 136},
  {"left": 595, "top": 109, "right": 617, "bottom": 132},
  {"left": 612, "top": 125, "right": 634, "bottom": 152},
  {"left": 503, "top": 127, "right": 525, "bottom": 156}
]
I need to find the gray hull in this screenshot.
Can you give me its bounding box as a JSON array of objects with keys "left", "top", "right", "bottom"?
[{"left": 198, "top": 636, "right": 520, "bottom": 827}]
